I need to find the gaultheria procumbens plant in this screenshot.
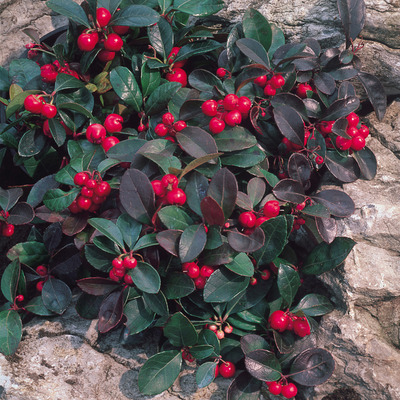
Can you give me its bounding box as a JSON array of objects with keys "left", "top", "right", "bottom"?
[{"left": 0, "top": 0, "right": 386, "bottom": 397}]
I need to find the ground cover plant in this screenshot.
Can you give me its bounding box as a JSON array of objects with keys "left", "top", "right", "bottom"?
[{"left": 0, "top": 0, "right": 386, "bottom": 398}]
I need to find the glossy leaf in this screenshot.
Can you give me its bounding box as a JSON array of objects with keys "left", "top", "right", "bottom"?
[
  {"left": 98, "top": 290, "right": 124, "bottom": 333},
  {"left": 312, "top": 189, "right": 355, "bottom": 217},
  {"left": 0, "top": 187, "right": 23, "bottom": 212},
  {"left": 243, "top": 9, "right": 272, "bottom": 52},
  {"left": 273, "top": 105, "right": 304, "bottom": 146},
  {"left": 117, "top": 214, "right": 142, "bottom": 251},
  {"left": 1, "top": 260, "right": 20, "bottom": 303},
  {"left": 179, "top": 224, "right": 207, "bottom": 263},
  {"left": 337, "top": 0, "right": 366, "bottom": 46},
  {"left": 43, "top": 187, "right": 79, "bottom": 212},
  {"left": 77, "top": 277, "right": 121, "bottom": 296},
  {"left": 25, "top": 296, "right": 56, "bottom": 317},
  {"left": 174, "top": 40, "right": 222, "bottom": 62},
  {"left": 236, "top": 38, "right": 270, "bottom": 68},
  {"left": 0, "top": 310, "right": 22, "bottom": 356},
  {"left": 225, "top": 253, "right": 255, "bottom": 277},
  {"left": 7, "top": 241, "right": 48, "bottom": 267},
  {"left": 196, "top": 362, "right": 218, "bottom": 388},
  {"left": 201, "top": 243, "right": 236, "bottom": 266},
  {"left": 145, "top": 81, "right": 181, "bottom": 115},
  {"left": 147, "top": 16, "right": 173, "bottom": 59},
  {"left": 176, "top": 126, "right": 218, "bottom": 160},
  {"left": 200, "top": 196, "right": 225, "bottom": 226},
  {"left": 188, "top": 69, "right": 223, "bottom": 93},
  {"left": 42, "top": 278, "right": 72, "bottom": 315},
  {"left": 241, "top": 334, "right": 270, "bottom": 354},
  {"left": 273, "top": 179, "right": 306, "bottom": 204},
  {"left": 124, "top": 297, "right": 155, "bottom": 335},
  {"left": 46, "top": 0, "right": 90, "bottom": 28},
  {"left": 110, "top": 5, "right": 160, "bottom": 26},
  {"left": 316, "top": 217, "right": 337, "bottom": 244},
  {"left": 228, "top": 228, "right": 265, "bottom": 253},
  {"left": 164, "top": 312, "right": 198, "bottom": 347},
  {"left": 277, "top": 263, "right": 301, "bottom": 307},
  {"left": 288, "top": 153, "right": 312, "bottom": 186},
  {"left": 352, "top": 146, "right": 377, "bottom": 180},
  {"left": 7, "top": 202, "right": 34, "bottom": 225},
  {"left": 88, "top": 218, "right": 124, "bottom": 249},
  {"left": 325, "top": 151, "right": 360, "bottom": 183},
  {"left": 321, "top": 96, "right": 360, "bottom": 121},
  {"left": 143, "top": 291, "right": 169, "bottom": 316},
  {"left": 158, "top": 206, "right": 193, "bottom": 230},
  {"left": 163, "top": 272, "right": 195, "bottom": 299},
  {"left": 244, "top": 349, "right": 282, "bottom": 381},
  {"left": 128, "top": 262, "right": 161, "bottom": 294},
  {"left": 110, "top": 66, "right": 142, "bottom": 111},
  {"left": 292, "top": 294, "right": 334, "bottom": 316},
  {"left": 185, "top": 172, "right": 209, "bottom": 216},
  {"left": 302, "top": 237, "right": 356, "bottom": 275},
  {"left": 156, "top": 229, "right": 181, "bottom": 256}
]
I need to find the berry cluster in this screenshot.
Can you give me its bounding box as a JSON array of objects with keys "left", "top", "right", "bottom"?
[
  {"left": 254, "top": 73, "right": 286, "bottom": 96},
  {"left": 40, "top": 60, "right": 79, "bottom": 83},
  {"left": 201, "top": 94, "right": 252, "bottom": 135},
  {"left": 164, "top": 47, "right": 188, "bottom": 87},
  {"left": 154, "top": 112, "right": 187, "bottom": 141},
  {"left": 77, "top": 8, "right": 129, "bottom": 62},
  {"left": 69, "top": 171, "right": 111, "bottom": 214},
  {"left": 151, "top": 174, "right": 186, "bottom": 206},
  {"left": 266, "top": 380, "right": 298, "bottom": 398},
  {"left": 249, "top": 264, "right": 271, "bottom": 287},
  {"left": 0, "top": 211, "right": 14, "bottom": 237},
  {"left": 23, "top": 94, "right": 57, "bottom": 119},
  {"left": 109, "top": 254, "right": 138, "bottom": 284},
  {"left": 35, "top": 265, "right": 50, "bottom": 292},
  {"left": 268, "top": 310, "right": 311, "bottom": 337},
  {"left": 183, "top": 262, "right": 215, "bottom": 290},
  {"left": 86, "top": 113, "right": 123, "bottom": 151}
]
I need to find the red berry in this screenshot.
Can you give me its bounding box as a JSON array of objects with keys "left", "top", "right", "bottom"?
[
  {"left": 264, "top": 84, "right": 276, "bottom": 96},
  {"left": 319, "top": 120, "right": 334, "bottom": 135},
  {"left": 287, "top": 317, "right": 294, "bottom": 331},
  {"left": 36, "top": 281, "right": 45, "bottom": 292},
  {"left": 74, "top": 172, "right": 89, "bottom": 186},
  {"left": 161, "top": 174, "right": 179, "bottom": 189},
  {"left": 270, "top": 74, "right": 285, "bottom": 89},
  {"left": 113, "top": 25, "right": 130, "bottom": 35},
  {"left": 123, "top": 256, "right": 138, "bottom": 269},
  {"left": 224, "top": 110, "right": 242, "bottom": 127},
  {"left": 346, "top": 126, "right": 359, "bottom": 138},
  {"left": 77, "top": 196, "right": 92, "bottom": 211},
  {"left": 202, "top": 100, "right": 218, "bottom": 117},
  {"left": 77, "top": 31, "right": 99, "bottom": 52},
  {"left": 36, "top": 265, "right": 48, "bottom": 276},
  {"left": 263, "top": 200, "right": 280, "bottom": 218},
  {"left": 216, "top": 330, "right": 225, "bottom": 340},
  {"left": 351, "top": 135, "right": 365, "bottom": 151},
  {"left": 315, "top": 155, "right": 324, "bottom": 165},
  {"left": 15, "top": 295, "right": 24, "bottom": 302},
  {"left": 112, "top": 258, "right": 123, "bottom": 269},
  {"left": 165, "top": 68, "right": 187, "bottom": 87},
  {"left": 268, "top": 310, "right": 290, "bottom": 332},
  {"left": 173, "top": 120, "right": 187, "bottom": 132},
  {"left": 293, "top": 318, "right": 311, "bottom": 337},
  {"left": 358, "top": 124, "right": 369, "bottom": 138},
  {"left": 24, "top": 94, "right": 44, "bottom": 114},
  {"left": 209, "top": 117, "right": 225, "bottom": 134},
  {"left": 138, "top": 123, "right": 146, "bottom": 132},
  {"left": 98, "top": 50, "right": 115, "bottom": 62},
  {"left": 200, "top": 265, "right": 214, "bottom": 278},
  {"left": 96, "top": 7, "right": 112, "bottom": 28},
  {"left": 255, "top": 216, "right": 269, "bottom": 227},
  {"left": 104, "top": 33, "right": 123, "bottom": 52},
  {"left": 237, "top": 96, "right": 252, "bottom": 114},
  {"left": 187, "top": 263, "right": 200, "bottom": 279},
  {"left": 219, "top": 361, "right": 236, "bottom": 378},
  {"left": 335, "top": 135, "right": 352, "bottom": 151},
  {"left": 269, "top": 382, "right": 282, "bottom": 395},
  {"left": 104, "top": 114, "right": 123, "bottom": 133},
  {"left": 238, "top": 211, "right": 256, "bottom": 229},
  {"left": 92, "top": 195, "right": 106, "bottom": 204},
  {"left": 223, "top": 94, "right": 239, "bottom": 111},
  {"left": 260, "top": 269, "right": 271, "bottom": 280},
  {"left": 224, "top": 325, "right": 233, "bottom": 334},
  {"left": 40, "top": 64, "right": 58, "bottom": 83},
  {"left": 155, "top": 123, "right": 169, "bottom": 137},
  {"left": 250, "top": 277, "right": 257, "bottom": 286},
  {"left": 94, "top": 181, "right": 111, "bottom": 197},
  {"left": 216, "top": 68, "right": 227, "bottom": 78},
  {"left": 346, "top": 112, "right": 359, "bottom": 128},
  {"left": 281, "top": 383, "right": 298, "bottom": 399},
  {"left": 162, "top": 112, "right": 175, "bottom": 125},
  {"left": 86, "top": 124, "right": 106, "bottom": 144},
  {"left": 102, "top": 136, "right": 120, "bottom": 152},
  {"left": 2, "top": 223, "right": 14, "bottom": 237},
  {"left": 68, "top": 199, "right": 81, "bottom": 214},
  {"left": 214, "top": 364, "right": 219, "bottom": 377},
  {"left": 167, "top": 188, "right": 186, "bottom": 205},
  {"left": 194, "top": 276, "right": 207, "bottom": 289},
  {"left": 207, "top": 324, "right": 218, "bottom": 332},
  {"left": 124, "top": 274, "right": 134, "bottom": 285},
  {"left": 81, "top": 186, "right": 94, "bottom": 198},
  {"left": 41, "top": 104, "right": 57, "bottom": 119},
  {"left": 152, "top": 180, "right": 167, "bottom": 197},
  {"left": 113, "top": 267, "right": 126, "bottom": 278},
  {"left": 296, "top": 201, "right": 306, "bottom": 211},
  {"left": 86, "top": 179, "right": 97, "bottom": 189},
  {"left": 254, "top": 75, "right": 267, "bottom": 87},
  {"left": 167, "top": 47, "right": 181, "bottom": 64},
  {"left": 296, "top": 83, "right": 312, "bottom": 98},
  {"left": 109, "top": 269, "right": 120, "bottom": 281}
]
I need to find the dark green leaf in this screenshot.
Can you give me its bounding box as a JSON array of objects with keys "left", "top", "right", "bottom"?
[
  {"left": 143, "top": 291, "right": 169, "bottom": 315},
  {"left": 124, "top": 297, "right": 155, "bottom": 334},
  {"left": 106, "top": 138, "right": 147, "bottom": 162},
  {"left": 84, "top": 245, "right": 115, "bottom": 272},
  {"left": 18, "top": 129, "right": 46, "bottom": 157},
  {"left": 273, "top": 105, "right": 304, "bottom": 146},
  {"left": 173, "top": 0, "right": 223, "bottom": 16},
  {"left": 291, "top": 294, "right": 333, "bottom": 316},
  {"left": 138, "top": 350, "right": 182, "bottom": 395},
  {"left": 196, "top": 362, "right": 217, "bottom": 388},
  {"left": 43, "top": 187, "right": 79, "bottom": 212},
  {"left": 225, "top": 253, "right": 254, "bottom": 277},
  {"left": 277, "top": 264, "right": 301, "bottom": 307},
  {"left": 163, "top": 272, "right": 195, "bottom": 299},
  {"left": 1, "top": 260, "right": 20, "bottom": 303},
  {"left": 158, "top": 206, "right": 193, "bottom": 230},
  {"left": 189, "top": 345, "right": 214, "bottom": 360},
  {"left": 241, "top": 334, "right": 270, "bottom": 354},
  {"left": 117, "top": 213, "right": 142, "bottom": 251},
  {"left": 242, "top": 9, "right": 272, "bottom": 52},
  {"left": 186, "top": 171, "right": 209, "bottom": 216},
  {"left": 76, "top": 277, "right": 121, "bottom": 296},
  {"left": 201, "top": 243, "right": 235, "bottom": 266},
  {"left": 141, "top": 63, "right": 161, "bottom": 98},
  {"left": 179, "top": 224, "right": 207, "bottom": 263},
  {"left": 176, "top": 126, "right": 218, "bottom": 160},
  {"left": 42, "top": 278, "right": 72, "bottom": 314},
  {"left": 236, "top": 38, "right": 270, "bottom": 68},
  {"left": 352, "top": 146, "right": 377, "bottom": 180},
  {"left": 174, "top": 40, "right": 222, "bottom": 62},
  {"left": 302, "top": 237, "right": 356, "bottom": 275},
  {"left": 7, "top": 241, "right": 48, "bottom": 267},
  {"left": 76, "top": 293, "right": 104, "bottom": 319},
  {"left": 128, "top": 262, "right": 161, "bottom": 294},
  {"left": 227, "top": 371, "right": 262, "bottom": 400},
  {"left": 312, "top": 189, "right": 355, "bottom": 217},
  {"left": 164, "top": 312, "right": 198, "bottom": 347},
  {"left": 357, "top": 72, "right": 386, "bottom": 121},
  {"left": 8, "top": 59, "right": 41, "bottom": 88},
  {"left": 25, "top": 296, "right": 56, "bottom": 316},
  {"left": 46, "top": 0, "right": 90, "bottom": 27},
  {"left": 247, "top": 178, "right": 266, "bottom": 207},
  {"left": 221, "top": 146, "right": 266, "bottom": 168},
  {"left": 324, "top": 151, "right": 360, "bottom": 183},
  {"left": 188, "top": 69, "right": 224, "bottom": 93},
  {"left": 0, "top": 187, "right": 23, "bottom": 212},
  {"left": 244, "top": 349, "right": 281, "bottom": 381},
  {"left": 54, "top": 73, "right": 84, "bottom": 92},
  {"left": 145, "top": 82, "right": 181, "bottom": 115},
  {"left": 337, "top": 0, "right": 366, "bottom": 46},
  {"left": 321, "top": 96, "right": 360, "bottom": 121},
  {"left": 227, "top": 228, "right": 265, "bottom": 253},
  {"left": 215, "top": 126, "right": 257, "bottom": 152},
  {"left": 148, "top": 17, "right": 173, "bottom": 60},
  {"left": 88, "top": 218, "right": 124, "bottom": 249},
  {"left": 0, "top": 310, "right": 22, "bottom": 355},
  {"left": 111, "top": 5, "right": 160, "bottom": 26},
  {"left": 156, "top": 230, "right": 181, "bottom": 256},
  {"left": 110, "top": 66, "right": 142, "bottom": 111},
  {"left": 132, "top": 233, "right": 158, "bottom": 251}
]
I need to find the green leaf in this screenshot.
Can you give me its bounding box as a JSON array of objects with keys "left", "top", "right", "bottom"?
[
  {"left": 143, "top": 291, "right": 169, "bottom": 315},
  {"left": 85, "top": 245, "right": 115, "bottom": 271},
  {"left": 0, "top": 187, "right": 23, "bottom": 212},
  {"left": 215, "top": 126, "right": 257, "bottom": 152},
  {"left": 48, "top": 119, "right": 66, "bottom": 147},
  {"left": 138, "top": 350, "right": 182, "bottom": 395},
  {"left": 173, "top": 0, "right": 224, "bottom": 17},
  {"left": 54, "top": 73, "right": 85, "bottom": 92},
  {"left": 174, "top": 40, "right": 222, "bottom": 62},
  {"left": 243, "top": 9, "right": 272, "bottom": 52},
  {"left": 132, "top": 234, "right": 158, "bottom": 251},
  {"left": 179, "top": 224, "right": 207, "bottom": 263},
  {"left": 106, "top": 138, "right": 147, "bottom": 162},
  {"left": 25, "top": 296, "right": 56, "bottom": 316},
  {"left": 188, "top": 69, "right": 224, "bottom": 93},
  {"left": 141, "top": 63, "right": 161, "bottom": 98},
  {"left": 302, "top": 237, "right": 356, "bottom": 275},
  {"left": 241, "top": 334, "right": 270, "bottom": 354},
  {"left": 124, "top": 297, "right": 155, "bottom": 335},
  {"left": 43, "top": 187, "right": 79, "bottom": 212},
  {"left": 196, "top": 362, "right": 217, "bottom": 388},
  {"left": 244, "top": 349, "right": 282, "bottom": 381},
  {"left": 1, "top": 260, "right": 20, "bottom": 303},
  {"left": 110, "top": 5, "right": 160, "bottom": 27},
  {"left": 221, "top": 146, "right": 266, "bottom": 168},
  {"left": 8, "top": 59, "right": 40, "bottom": 88},
  {"left": 128, "top": 262, "right": 161, "bottom": 294},
  {"left": 198, "top": 329, "right": 220, "bottom": 356},
  {"left": 18, "top": 129, "right": 46, "bottom": 157},
  {"left": 253, "top": 216, "right": 287, "bottom": 265},
  {"left": 291, "top": 294, "right": 334, "bottom": 317},
  {"left": 88, "top": 218, "right": 124, "bottom": 249},
  {"left": 46, "top": 0, "right": 90, "bottom": 28},
  {"left": 0, "top": 310, "right": 22, "bottom": 355},
  {"left": 164, "top": 312, "right": 198, "bottom": 347},
  {"left": 145, "top": 82, "right": 181, "bottom": 115},
  {"left": 148, "top": 17, "right": 173, "bottom": 60},
  {"left": 158, "top": 206, "right": 193, "bottom": 230},
  {"left": 117, "top": 214, "right": 142, "bottom": 251},
  {"left": 236, "top": 38, "right": 270, "bottom": 68},
  {"left": 227, "top": 371, "right": 262, "bottom": 400},
  {"left": 225, "top": 253, "right": 254, "bottom": 277},
  {"left": 189, "top": 345, "right": 214, "bottom": 360},
  {"left": 176, "top": 126, "right": 218, "bottom": 160},
  {"left": 163, "top": 272, "right": 195, "bottom": 299},
  {"left": 277, "top": 263, "right": 301, "bottom": 307},
  {"left": 98, "top": 0, "right": 122, "bottom": 14},
  {"left": 110, "top": 66, "right": 142, "bottom": 111},
  {"left": 0, "top": 66, "right": 10, "bottom": 91},
  {"left": 185, "top": 171, "right": 209, "bottom": 216},
  {"left": 42, "top": 278, "right": 72, "bottom": 314},
  {"left": 7, "top": 241, "right": 48, "bottom": 267},
  {"left": 204, "top": 268, "right": 249, "bottom": 303}
]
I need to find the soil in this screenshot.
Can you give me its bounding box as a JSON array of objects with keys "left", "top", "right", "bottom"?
[{"left": 322, "top": 388, "right": 362, "bottom": 400}]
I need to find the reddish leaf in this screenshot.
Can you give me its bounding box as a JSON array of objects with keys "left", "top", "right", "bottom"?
[
  {"left": 156, "top": 230, "right": 182, "bottom": 257},
  {"left": 98, "top": 290, "right": 124, "bottom": 333},
  {"left": 316, "top": 217, "right": 337, "bottom": 244},
  {"left": 77, "top": 277, "right": 121, "bottom": 296},
  {"left": 200, "top": 196, "right": 225, "bottom": 226},
  {"left": 228, "top": 228, "right": 265, "bottom": 253}
]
